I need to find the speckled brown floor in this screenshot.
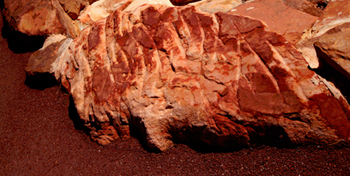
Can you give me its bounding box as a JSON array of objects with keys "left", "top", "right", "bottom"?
[{"left": 1, "top": 12, "right": 350, "bottom": 176}]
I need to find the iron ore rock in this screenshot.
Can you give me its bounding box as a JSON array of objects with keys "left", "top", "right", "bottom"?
[{"left": 28, "top": 4, "right": 350, "bottom": 151}]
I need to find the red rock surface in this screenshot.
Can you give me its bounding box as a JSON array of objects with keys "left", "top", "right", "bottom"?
[
  {"left": 2, "top": 0, "right": 77, "bottom": 38},
  {"left": 312, "top": 0, "right": 350, "bottom": 33},
  {"left": 2, "top": 7, "right": 350, "bottom": 176},
  {"left": 229, "top": 0, "right": 318, "bottom": 45},
  {"left": 282, "top": 0, "right": 324, "bottom": 17},
  {"left": 27, "top": 4, "right": 350, "bottom": 151},
  {"left": 58, "top": 0, "right": 90, "bottom": 20},
  {"left": 188, "top": 0, "right": 242, "bottom": 14},
  {"left": 297, "top": 0, "right": 350, "bottom": 76}
]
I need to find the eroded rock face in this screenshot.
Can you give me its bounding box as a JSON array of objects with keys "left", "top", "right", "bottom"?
[
  {"left": 314, "top": 25, "right": 350, "bottom": 81},
  {"left": 297, "top": 0, "right": 350, "bottom": 70},
  {"left": 3, "top": 0, "right": 77, "bottom": 38},
  {"left": 299, "top": 0, "right": 350, "bottom": 104},
  {"left": 75, "top": 0, "right": 241, "bottom": 34},
  {"left": 29, "top": 5, "right": 350, "bottom": 151},
  {"left": 187, "top": 0, "right": 242, "bottom": 14},
  {"left": 75, "top": 0, "right": 175, "bottom": 34},
  {"left": 58, "top": 0, "right": 91, "bottom": 20}
]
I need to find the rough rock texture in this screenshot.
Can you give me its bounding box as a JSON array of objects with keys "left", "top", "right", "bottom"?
[
  {"left": 314, "top": 25, "right": 350, "bottom": 81},
  {"left": 58, "top": 0, "right": 92, "bottom": 20},
  {"left": 27, "top": 5, "right": 350, "bottom": 151},
  {"left": 302, "top": 0, "right": 350, "bottom": 103},
  {"left": 188, "top": 0, "right": 242, "bottom": 14},
  {"left": 309, "top": 0, "right": 350, "bottom": 38},
  {"left": 26, "top": 35, "right": 68, "bottom": 76},
  {"left": 297, "top": 0, "right": 350, "bottom": 69},
  {"left": 2, "top": 0, "right": 78, "bottom": 38},
  {"left": 282, "top": 0, "right": 324, "bottom": 17},
  {"left": 75, "top": 0, "right": 175, "bottom": 34},
  {"left": 229, "top": 0, "right": 318, "bottom": 45},
  {"left": 75, "top": 0, "right": 240, "bottom": 34}
]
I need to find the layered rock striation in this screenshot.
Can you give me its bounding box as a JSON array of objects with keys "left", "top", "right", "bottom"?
[{"left": 27, "top": 4, "right": 350, "bottom": 151}]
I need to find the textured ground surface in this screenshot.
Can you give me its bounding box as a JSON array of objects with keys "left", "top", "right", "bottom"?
[{"left": 1, "top": 14, "right": 350, "bottom": 176}]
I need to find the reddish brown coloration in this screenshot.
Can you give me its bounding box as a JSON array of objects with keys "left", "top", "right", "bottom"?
[
  {"left": 3, "top": 13, "right": 350, "bottom": 174},
  {"left": 170, "top": 0, "right": 201, "bottom": 6},
  {"left": 282, "top": 0, "right": 324, "bottom": 17},
  {"left": 309, "top": 94, "right": 350, "bottom": 139},
  {"left": 296, "top": 0, "right": 350, "bottom": 106},
  {"left": 2, "top": 0, "right": 77, "bottom": 38},
  {"left": 30, "top": 4, "right": 350, "bottom": 151},
  {"left": 58, "top": 0, "right": 91, "bottom": 20},
  {"left": 229, "top": 0, "right": 318, "bottom": 45}
]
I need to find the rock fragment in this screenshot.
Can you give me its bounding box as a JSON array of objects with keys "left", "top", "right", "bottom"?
[{"left": 3, "top": 0, "right": 78, "bottom": 38}]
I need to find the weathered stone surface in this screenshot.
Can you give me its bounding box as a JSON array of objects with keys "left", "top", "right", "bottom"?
[
  {"left": 297, "top": 0, "right": 350, "bottom": 69},
  {"left": 188, "top": 0, "right": 242, "bottom": 14},
  {"left": 229, "top": 0, "right": 318, "bottom": 45},
  {"left": 282, "top": 0, "right": 324, "bottom": 17},
  {"left": 31, "top": 5, "right": 350, "bottom": 151},
  {"left": 58, "top": 0, "right": 90, "bottom": 20},
  {"left": 75, "top": 0, "right": 175, "bottom": 33},
  {"left": 310, "top": 0, "right": 350, "bottom": 38},
  {"left": 314, "top": 25, "right": 350, "bottom": 81},
  {"left": 26, "top": 35, "right": 69, "bottom": 76},
  {"left": 75, "top": 0, "right": 240, "bottom": 34},
  {"left": 2, "top": 0, "right": 78, "bottom": 38}
]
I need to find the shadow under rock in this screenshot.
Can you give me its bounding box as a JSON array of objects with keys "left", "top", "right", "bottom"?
[
  {"left": 182, "top": 125, "right": 295, "bottom": 154},
  {"left": 128, "top": 118, "right": 164, "bottom": 153},
  {"left": 314, "top": 45, "right": 350, "bottom": 103},
  {"left": 25, "top": 73, "right": 58, "bottom": 90},
  {"left": 66, "top": 104, "right": 298, "bottom": 153},
  {"left": 1, "top": 15, "right": 45, "bottom": 53},
  {"left": 67, "top": 97, "right": 163, "bottom": 153},
  {"left": 68, "top": 96, "right": 91, "bottom": 134}
]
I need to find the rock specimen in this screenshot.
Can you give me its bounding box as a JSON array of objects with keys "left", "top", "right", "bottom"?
[
  {"left": 27, "top": 4, "right": 350, "bottom": 151},
  {"left": 295, "top": 0, "right": 350, "bottom": 104},
  {"left": 2, "top": 0, "right": 77, "bottom": 38}
]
